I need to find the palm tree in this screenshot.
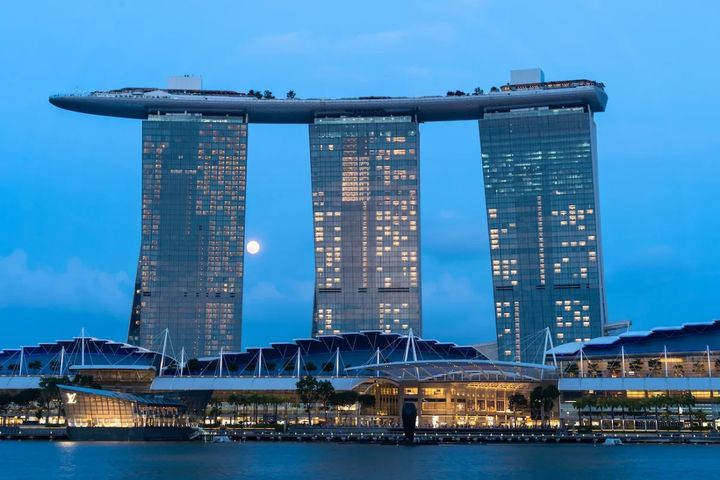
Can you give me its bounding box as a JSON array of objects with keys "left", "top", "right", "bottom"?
[
  {"left": 628, "top": 358, "right": 644, "bottom": 375},
  {"left": 564, "top": 363, "right": 579, "bottom": 377},
  {"left": 186, "top": 358, "right": 201, "bottom": 374},
  {"left": 607, "top": 360, "right": 621, "bottom": 377},
  {"left": 316, "top": 381, "right": 335, "bottom": 424},
  {"left": 265, "top": 395, "right": 283, "bottom": 423},
  {"left": 659, "top": 394, "right": 675, "bottom": 430},
  {"left": 530, "top": 387, "right": 544, "bottom": 425},
  {"left": 227, "top": 394, "right": 239, "bottom": 425},
  {"left": 693, "top": 410, "right": 708, "bottom": 431},
  {"left": 28, "top": 360, "right": 42, "bottom": 373},
  {"left": 542, "top": 386, "right": 560, "bottom": 426},
  {"left": 296, "top": 375, "right": 320, "bottom": 426},
  {"left": 206, "top": 398, "right": 223, "bottom": 425},
  {"left": 48, "top": 360, "right": 60, "bottom": 374},
  {"left": 692, "top": 360, "right": 706, "bottom": 375},
  {"left": 329, "top": 391, "right": 359, "bottom": 425},
  {"left": 679, "top": 392, "right": 696, "bottom": 430},
  {"left": 508, "top": 393, "right": 528, "bottom": 426},
  {"left": 239, "top": 394, "right": 251, "bottom": 425},
  {"left": 574, "top": 397, "right": 587, "bottom": 428},
  {"left": 648, "top": 358, "right": 662, "bottom": 376},
  {"left": 0, "top": 394, "right": 12, "bottom": 426},
  {"left": 575, "top": 397, "right": 597, "bottom": 430},
  {"left": 596, "top": 397, "right": 616, "bottom": 430},
  {"left": 649, "top": 395, "right": 664, "bottom": 431},
  {"left": 247, "top": 393, "right": 261, "bottom": 424},
  {"left": 38, "top": 376, "right": 70, "bottom": 425}
]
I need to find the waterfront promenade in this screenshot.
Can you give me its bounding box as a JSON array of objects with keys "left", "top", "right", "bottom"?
[{"left": 4, "top": 424, "right": 720, "bottom": 445}]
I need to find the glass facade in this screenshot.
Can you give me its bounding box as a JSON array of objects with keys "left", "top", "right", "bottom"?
[
  {"left": 479, "top": 106, "right": 607, "bottom": 362},
  {"left": 309, "top": 116, "right": 421, "bottom": 335},
  {"left": 128, "top": 114, "right": 248, "bottom": 358},
  {"left": 398, "top": 381, "right": 538, "bottom": 428},
  {"left": 60, "top": 386, "right": 189, "bottom": 428}
]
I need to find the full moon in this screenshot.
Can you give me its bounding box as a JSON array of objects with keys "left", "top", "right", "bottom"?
[{"left": 246, "top": 240, "right": 261, "bottom": 255}]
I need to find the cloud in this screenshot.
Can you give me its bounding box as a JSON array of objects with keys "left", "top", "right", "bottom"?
[{"left": 0, "top": 250, "right": 131, "bottom": 314}]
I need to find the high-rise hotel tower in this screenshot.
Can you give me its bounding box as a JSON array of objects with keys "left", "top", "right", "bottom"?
[
  {"left": 128, "top": 104, "right": 248, "bottom": 358},
  {"left": 309, "top": 117, "right": 421, "bottom": 335},
  {"left": 479, "top": 69, "right": 607, "bottom": 362},
  {"left": 50, "top": 70, "right": 607, "bottom": 359}
]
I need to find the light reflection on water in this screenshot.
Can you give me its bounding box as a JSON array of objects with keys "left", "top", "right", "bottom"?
[{"left": 1, "top": 442, "right": 719, "bottom": 480}]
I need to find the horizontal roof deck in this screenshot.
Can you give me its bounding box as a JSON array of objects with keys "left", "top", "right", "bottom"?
[{"left": 49, "top": 82, "right": 607, "bottom": 123}]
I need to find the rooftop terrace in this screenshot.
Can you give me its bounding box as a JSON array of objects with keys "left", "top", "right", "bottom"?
[{"left": 49, "top": 79, "right": 607, "bottom": 123}]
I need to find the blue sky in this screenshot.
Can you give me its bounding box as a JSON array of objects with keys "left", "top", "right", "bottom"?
[{"left": 1, "top": 0, "right": 719, "bottom": 350}]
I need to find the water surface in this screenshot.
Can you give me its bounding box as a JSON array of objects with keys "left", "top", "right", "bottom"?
[{"left": 1, "top": 441, "right": 717, "bottom": 479}]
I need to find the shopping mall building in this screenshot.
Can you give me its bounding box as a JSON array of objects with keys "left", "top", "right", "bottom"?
[
  {"left": 0, "top": 330, "right": 553, "bottom": 428},
  {"left": 547, "top": 320, "right": 720, "bottom": 430},
  {"left": 3, "top": 321, "right": 720, "bottom": 430}
]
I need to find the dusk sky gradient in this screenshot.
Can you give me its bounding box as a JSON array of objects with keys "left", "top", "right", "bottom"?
[{"left": 1, "top": 0, "right": 719, "bottom": 352}]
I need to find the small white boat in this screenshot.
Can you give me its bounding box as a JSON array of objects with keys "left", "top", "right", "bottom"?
[
  {"left": 603, "top": 437, "right": 623, "bottom": 446},
  {"left": 213, "top": 434, "right": 233, "bottom": 443}
]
